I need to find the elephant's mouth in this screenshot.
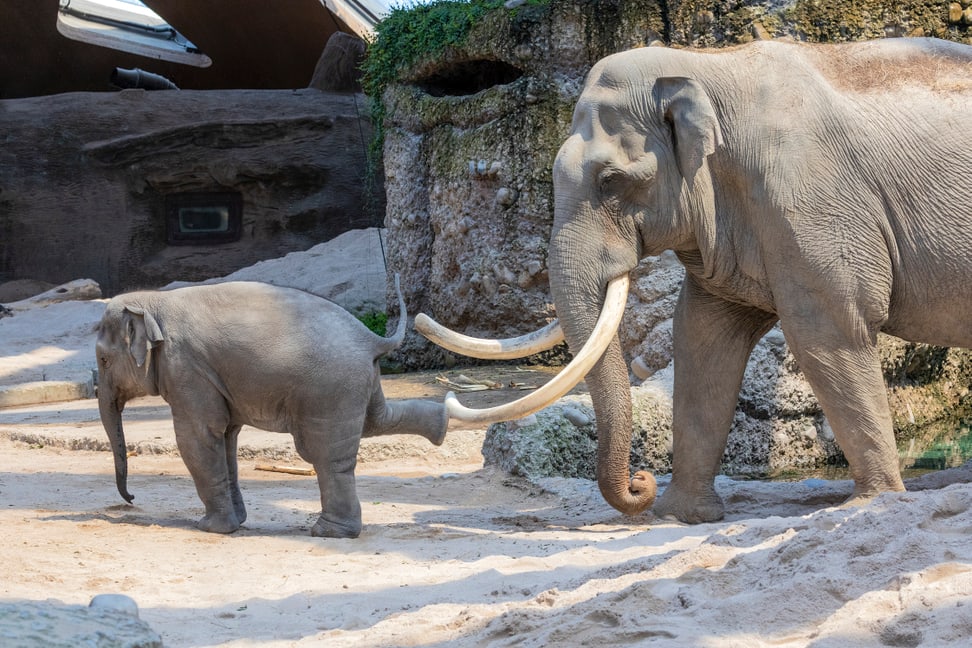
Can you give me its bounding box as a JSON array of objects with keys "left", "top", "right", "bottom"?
[{"left": 415, "top": 274, "right": 629, "bottom": 423}]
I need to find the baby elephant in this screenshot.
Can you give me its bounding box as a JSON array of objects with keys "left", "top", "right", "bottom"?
[{"left": 95, "top": 276, "right": 447, "bottom": 538}]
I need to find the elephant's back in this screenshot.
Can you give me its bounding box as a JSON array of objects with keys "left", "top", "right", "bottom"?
[{"left": 174, "top": 281, "right": 383, "bottom": 364}]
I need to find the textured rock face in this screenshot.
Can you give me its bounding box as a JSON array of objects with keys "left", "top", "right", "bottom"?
[
  {"left": 382, "top": 0, "right": 666, "bottom": 366},
  {"left": 0, "top": 88, "right": 377, "bottom": 296},
  {"left": 383, "top": 0, "right": 972, "bottom": 477},
  {"left": 0, "top": 598, "right": 161, "bottom": 648},
  {"left": 486, "top": 330, "right": 972, "bottom": 480}
]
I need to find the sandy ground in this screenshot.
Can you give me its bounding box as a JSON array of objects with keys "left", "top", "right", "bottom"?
[
  {"left": 2, "top": 372, "right": 972, "bottom": 647},
  {"left": 2, "top": 267, "right": 971, "bottom": 646}
]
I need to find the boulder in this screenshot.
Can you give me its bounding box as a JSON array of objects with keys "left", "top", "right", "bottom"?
[
  {"left": 0, "top": 596, "right": 161, "bottom": 648},
  {"left": 166, "top": 227, "right": 390, "bottom": 316}
]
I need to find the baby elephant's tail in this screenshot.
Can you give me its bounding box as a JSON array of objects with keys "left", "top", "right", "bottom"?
[{"left": 375, "top": 273, "right": 407, "bottom": 355}]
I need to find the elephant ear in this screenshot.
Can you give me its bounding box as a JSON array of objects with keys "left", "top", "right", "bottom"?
[
  {"left": 123, "top": 306, "right": 164, "bottom": 368},
  {"left": 654, "top": 76, "right": 723, "bottom": 181},
  {"left": 654, "top": 76, "right": 725, "bottom": 282}
]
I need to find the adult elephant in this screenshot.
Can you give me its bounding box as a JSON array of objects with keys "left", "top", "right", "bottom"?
[{"left": 416, "top": 38, "right": 972, "bottom": 523}]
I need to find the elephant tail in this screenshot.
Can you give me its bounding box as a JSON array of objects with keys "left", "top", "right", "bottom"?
[{"left": 375, "top": 273, "right": 407, "bottom": 356}]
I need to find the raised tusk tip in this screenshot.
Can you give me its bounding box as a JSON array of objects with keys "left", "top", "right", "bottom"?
[
  {"left": 443, "top": 391, "right": 465, "bottom": 418},
  {"left": 414, "top": 313, "right": 442, "bottom": 339}
]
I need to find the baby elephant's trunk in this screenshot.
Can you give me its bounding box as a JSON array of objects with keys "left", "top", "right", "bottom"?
[
  {"left": 365, "top": 397, "right": 448, "bottom": 446},
  {"left": 98, "top": 388, "right": 134, "bottom": 503}
]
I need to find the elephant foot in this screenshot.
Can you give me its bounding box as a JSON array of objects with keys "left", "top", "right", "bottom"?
[
  {"left": 311, "top": 514, "right": 361, "bottom": 539},
  {"left": 197, "top": 511, "right": 241, "bottom": 534},
  {"left": 424, "top": 407, "right": 449, "bottom": 446},
  {"left": 841, "top": 480, "right": 905, "bottom": 509},
  {"left": 406, "top": 400, "right": 449, "bottom": 446},
  {"left": 231, "top": 492, "right": 247, "bottom": 525},
  {"left": 652, "top": 483, "right": 724, "bottom": 524}
]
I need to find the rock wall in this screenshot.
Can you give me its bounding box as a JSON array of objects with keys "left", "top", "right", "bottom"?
[
  {"left": 0, "top": 596, "right": 161, "bottom": 648},
  {"left": 382, "top": 0, "right": 666, "bottom": 365},
  {"left": 380, "top": 0, "right": 972, "bottom": 477},
  {"left": 0, "top": 88, "right": 378, "bottom": 295}
]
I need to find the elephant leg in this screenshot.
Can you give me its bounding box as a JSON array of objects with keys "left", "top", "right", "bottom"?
[
  {"left": 780, "top": 318, "right": 904, "bottom": 503},
  {"left": 294, "top": 421, "right": 363, "bottom": 538},
  {"left": 172, "top": 413, "right": 241, "bottom": 534},
  {"left": 224, "top": 424, "right": 246, "bottom": 524},
  {"left": 363, "top": 368, "right": 448, "bottom": 445},
  {"left": 654, "top": 277, "right": 777, "bottom": 523}
]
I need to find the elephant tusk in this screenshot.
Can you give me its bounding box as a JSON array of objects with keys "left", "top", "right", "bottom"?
[
  {"left": 415, "top": 314, "right": 565, "bottom": 360},
  {"left": 443, "top": 274, "right": 629, "bottom": 424}
]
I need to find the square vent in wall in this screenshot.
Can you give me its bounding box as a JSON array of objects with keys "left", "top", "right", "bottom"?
[{"left": 165, "top": 192, "right": 242, "bottom": 245}]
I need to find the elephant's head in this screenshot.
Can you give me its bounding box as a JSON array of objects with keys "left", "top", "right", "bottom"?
[
  {"left": 95, "top": 299, "right": 165, "bottom": 503},
  {"left": 416, "top": 51, "right": 723, "bottom": 516}
]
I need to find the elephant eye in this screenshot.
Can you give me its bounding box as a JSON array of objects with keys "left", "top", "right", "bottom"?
[
  {"left": 597, "top": 168, "right": 623, "bottom": 196},
  {"left": 597, "top": 168, "right": 630, "bottom": 217}
]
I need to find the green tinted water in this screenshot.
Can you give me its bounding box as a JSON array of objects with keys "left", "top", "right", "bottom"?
[
  {"left": 898, "top": 418, "right": 972, "bottom": 477},
  {"left": 768, "top": 416, "right": 972, "bottom": 482}
]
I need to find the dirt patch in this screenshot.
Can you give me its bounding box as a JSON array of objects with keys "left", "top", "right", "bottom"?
[{"left": 3, "top": 365, "right": 972, "bottom": 647}]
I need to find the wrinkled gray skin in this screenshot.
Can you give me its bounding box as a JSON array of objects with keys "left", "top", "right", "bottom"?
[
  {"left": 96, "top": 280, "right": 447, "bottom": 538},
  {"left": 549, "top": 38, "right": 972, "bottom": 523}
]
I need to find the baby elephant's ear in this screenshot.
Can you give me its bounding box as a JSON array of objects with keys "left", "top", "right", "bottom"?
[
  {"left": 123, "top": 306, "right": 164, "bottom": 368},
  {"left": 654, "top": 76, "right": 723, "bottom": 181}
]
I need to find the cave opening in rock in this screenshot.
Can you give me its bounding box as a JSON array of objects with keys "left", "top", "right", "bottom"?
[{"left": 415, "top": 59, "right": 524, "bottom": 97}]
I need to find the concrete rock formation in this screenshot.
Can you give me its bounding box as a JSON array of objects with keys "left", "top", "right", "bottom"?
[
  {"left": 0, "top": 88, "right": 378, "bottom": 295},
  {"left": 0, "top": 596, "right": 161, "bottom": 648},
  {"left": 381, "top": 0, "right": 972, "bottom": 477}
]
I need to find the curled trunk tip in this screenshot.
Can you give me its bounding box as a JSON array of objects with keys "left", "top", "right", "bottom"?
[
  {"left": 599, "top": 470, "right": 657, "bottom": 516},
  {"left": 117, "top": 474, "right": 135, "bottom": 503}
]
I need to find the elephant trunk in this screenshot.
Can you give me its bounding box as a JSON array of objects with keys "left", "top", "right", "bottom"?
[
  {"left": 549, "top": 226, "right": 656, "bottom": 516},
  {"left": 98, "top": 383, "right": 134, "bottom": 503},
  {"left": 586, "top": 336, "right": 657, "bottom": 515}
]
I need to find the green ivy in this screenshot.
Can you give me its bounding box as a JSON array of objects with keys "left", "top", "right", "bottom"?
[{"left": 360, "top": 0, "right": 547, "bottom": 206}]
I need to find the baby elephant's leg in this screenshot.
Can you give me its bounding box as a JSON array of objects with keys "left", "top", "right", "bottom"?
[
  {"left": 224, "top": 424, "right": 247, "bottom": 524},
  {"left": 173, "top": 416, "right": 241, "bottom": 534},
  {"left": 363, "top": 386, "right": 448, "bottom": 446},
  {"left": 295, "top": 424, "right": 363, "bottom": 538}
]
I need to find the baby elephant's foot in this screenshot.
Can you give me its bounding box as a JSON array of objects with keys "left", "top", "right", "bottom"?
[
  {"left": 424, "top": 405, "right": 448, "bottom": 446},
  {"left": 197, "top": 511, "right": 241, "bottom": 534},
  {"left": 231, "top": 492, "right": 247, "bottom": 525},
  {"left": 311, "top": 514, "right": 361, "bottom": 539},
  {"left": 652, "top": 483, "right": 725, "bottom": 524}
]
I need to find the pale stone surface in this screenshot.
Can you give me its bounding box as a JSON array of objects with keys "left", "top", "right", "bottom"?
[
  {"left": 166, "top": 227, "right": 390, "bottom": 316},
  {"left": 0, "top": 380, "right": 94, "bottom": 408},
  {"left": 3, "top": 279, "right": 102, "bottom": 311},
  {"left": 0, "top": 599, "right": 161, "bottom": 648}
]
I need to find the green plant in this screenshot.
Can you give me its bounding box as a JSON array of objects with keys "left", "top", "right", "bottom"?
[
  {"left": 358, "top": 310, "right": 389, "bottom": 336},
  {"left": 360, "top": 0, "right": 545, "bottom": 206},
  {"left": 362, "top": 0, "right": 503, "bottom": 139}
]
